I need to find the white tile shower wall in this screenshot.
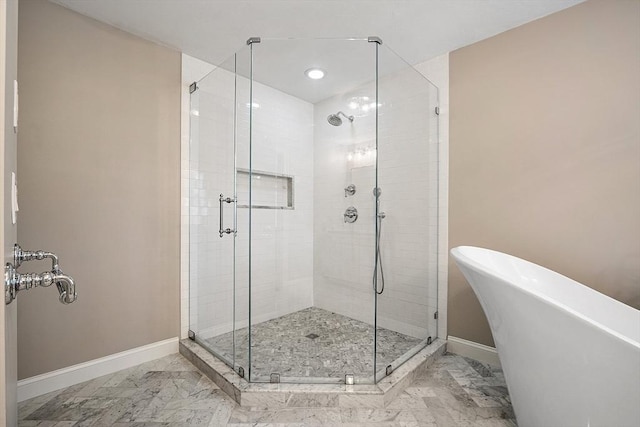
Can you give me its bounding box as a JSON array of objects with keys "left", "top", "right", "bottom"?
[
  {"left": 377, "top": 63, "right": 438, "bottom": 340},
  {"left": 313, "top": 56, "right": 446, "bottom": 340},
  {"left": 181, "top": 54, "right": 216, "bottom": 339},
  {"left": 189, "top": 68, "right": 236, "bottom": 340},
  {"left": 187, "top": 61, "right": 314, "bottom": 340},
  {"left": 414, "top": 54, "right": 449, "bottom": 341},
  {"left": 313, "top": 95, "right": 376, "bottom": 326},
  {"left": 234, "top": 80, "right": 315, "bottom": 329}
]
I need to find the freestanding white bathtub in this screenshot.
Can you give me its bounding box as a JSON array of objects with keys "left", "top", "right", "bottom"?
[{"left": 451, "top": 246, "right": 640, "bottom": 427}]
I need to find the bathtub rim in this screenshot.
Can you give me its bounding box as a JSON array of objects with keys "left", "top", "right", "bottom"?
[{"left": 450, "top": 245, "right": 640, "bottom": 349}]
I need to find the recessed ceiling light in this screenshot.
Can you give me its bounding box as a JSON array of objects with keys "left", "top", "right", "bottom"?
[{"left": 305, "top": 68, "right": 325, "bottom": 80}]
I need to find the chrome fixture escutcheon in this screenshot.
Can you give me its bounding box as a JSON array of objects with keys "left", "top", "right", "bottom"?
[{"left": 5, "top": 263, "right": 17, "bottom": 305}]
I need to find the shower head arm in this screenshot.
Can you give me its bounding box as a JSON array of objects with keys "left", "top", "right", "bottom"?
[{"left": 336, "top": 111, "right": 354, "bottom": 122}]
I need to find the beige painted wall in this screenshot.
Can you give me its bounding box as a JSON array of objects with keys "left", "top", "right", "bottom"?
[
  {"left": 17, "top": 0, "right": 180, "bottom": 378},
  {"left": 449, "top": 0, "right": 640, "bottom": 346},
  {"left": 2, "top": 0, "right": 19, "bottom": 422}
]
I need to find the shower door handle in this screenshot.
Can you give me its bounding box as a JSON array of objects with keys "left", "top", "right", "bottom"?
[{"left": 219, "top": 193, "right": 236, "bottom": 237}]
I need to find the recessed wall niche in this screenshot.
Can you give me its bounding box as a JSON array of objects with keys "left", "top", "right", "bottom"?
[{"left": 237, "top": 169, "right": 294, "bottom": 209}]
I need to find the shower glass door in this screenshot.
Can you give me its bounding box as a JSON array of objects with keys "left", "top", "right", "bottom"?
[
  {"left": 189, "top": 46, "right": 252, "bottom": 377},
  {"left": 247, "top": 38, "right": 378, "bottom": 383}
]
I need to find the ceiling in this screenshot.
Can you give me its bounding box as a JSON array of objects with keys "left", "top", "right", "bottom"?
[{"left": 50, "top": 0, "right": 584, "bottom": 103}]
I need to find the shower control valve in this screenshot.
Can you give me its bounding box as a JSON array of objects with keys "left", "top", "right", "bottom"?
[
  {"left": 344, "top": 184, "right": 356, "bottom": 197},
  {"left": 344, "top": 206, "right": 358, "bottom": 223}
]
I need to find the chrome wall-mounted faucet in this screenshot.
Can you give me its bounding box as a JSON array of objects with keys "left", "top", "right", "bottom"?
[{"left": 5, "top": 244, "right": 77, "bottom": 305}]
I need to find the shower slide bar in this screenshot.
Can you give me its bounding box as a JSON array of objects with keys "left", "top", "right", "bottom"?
[{"left": 219, "top": 193, "right": 237, "bottom": 237}]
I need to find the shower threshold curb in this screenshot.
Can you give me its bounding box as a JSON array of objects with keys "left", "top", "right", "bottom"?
[{"left": 179, "top": 337, "right": 446, "bottom": 408}]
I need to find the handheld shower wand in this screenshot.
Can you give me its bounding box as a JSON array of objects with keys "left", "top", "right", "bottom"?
[{"left": 373, "top": 187, "right": 385, "bottom": 295}]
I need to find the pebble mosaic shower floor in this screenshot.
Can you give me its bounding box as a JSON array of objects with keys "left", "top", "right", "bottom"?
[{"left": 203, "top": 307, "right": 424, "bottom": 381}]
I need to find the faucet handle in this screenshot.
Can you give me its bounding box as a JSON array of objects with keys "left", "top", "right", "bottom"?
[
  {"left": 344, "top": 184, "right": 356, "bottom": 197},
  {"left": 13, "top": 243, "right": 60, "bottom": 271},
  {"left": 344, "top": 206, "right": 358, "bottom": 223}
]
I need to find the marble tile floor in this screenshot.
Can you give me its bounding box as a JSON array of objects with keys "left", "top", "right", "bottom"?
[
  {"left": 18, "top": 352, "right": 516, "bottom": 426},
  {"left": 203, "top": 307, "right": 424, "bottom": 381}
]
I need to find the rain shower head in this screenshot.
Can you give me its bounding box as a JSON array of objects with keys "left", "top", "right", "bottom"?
[{"left": 327, "top": 111, "right": 354, "bottom": 126}]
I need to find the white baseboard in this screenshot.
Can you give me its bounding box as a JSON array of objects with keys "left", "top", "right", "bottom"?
[
  {"left": 447, "top": 336, "right": 501, "bottom": 367},
  {"left": 18, "top": 337, "right": 179, "bottom": 402}
]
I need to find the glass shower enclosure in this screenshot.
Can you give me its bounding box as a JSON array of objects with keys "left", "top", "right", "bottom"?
[{"left": 189, "top": 37, "right": 439, "bottom": 384}]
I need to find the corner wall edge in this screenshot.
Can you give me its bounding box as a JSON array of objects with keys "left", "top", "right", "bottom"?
[{"left": 447, "top": 335, "right": 501, "bottom": 367}]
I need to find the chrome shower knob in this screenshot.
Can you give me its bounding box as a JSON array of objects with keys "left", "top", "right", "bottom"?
[{"left": 344, "top": 206, "right": 358, "bottom": 223}]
